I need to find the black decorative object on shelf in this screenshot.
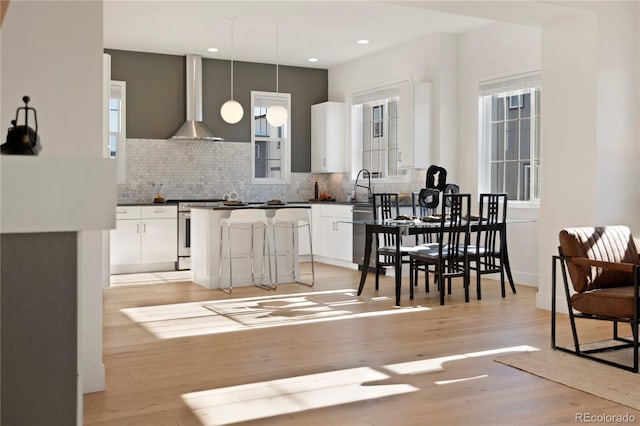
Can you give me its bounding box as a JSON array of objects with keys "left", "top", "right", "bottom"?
[{"left": 2, "top": 96, "right": 42, "bottom": 155}]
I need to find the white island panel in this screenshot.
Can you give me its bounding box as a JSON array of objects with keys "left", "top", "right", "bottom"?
[{"left": 191, "top": 206, "right": 310, "bottom": 289}]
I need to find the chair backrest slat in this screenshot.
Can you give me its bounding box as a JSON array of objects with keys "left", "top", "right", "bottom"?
[
  {"left": 559, "top": 226, "right": 638, "bottom": 292},
  {"left": 438, "top": 193, "right": 471, "bottom": 268},
  {"left": 476, "top": 193, "right": 507, "bottom": 255},
  {"left": 373, "top": 193, "right": 400, "bottom": 248}
]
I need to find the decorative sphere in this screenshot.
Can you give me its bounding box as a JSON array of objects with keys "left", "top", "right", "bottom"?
[
  {"left": 220, "top": 100, "right": 244, "bottom": 124},
  {"left": 266, "top": 105, "right": 288, "bottom": 127}
]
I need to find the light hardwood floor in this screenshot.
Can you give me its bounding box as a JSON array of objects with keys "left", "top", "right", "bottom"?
[{"left": 84, "top": 264, "right": 639, "bottom": 425}]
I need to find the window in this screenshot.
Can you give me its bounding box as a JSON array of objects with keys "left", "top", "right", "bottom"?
[
  {"left": 109, "top": 80, "right": 126, "bottom": 184},
  {"left": 251, "top": 91, "right": 291, "bottom": 183},
  {"left": 479, "top": 73, "right": 541, "bottom": 203},
  {"left": 352, "top": 79, "right": 407, "bottom": 181}
]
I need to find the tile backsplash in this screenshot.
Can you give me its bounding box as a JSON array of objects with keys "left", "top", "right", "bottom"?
[{"left": 117, "top": 138, "right": 427, "bottom": 204}]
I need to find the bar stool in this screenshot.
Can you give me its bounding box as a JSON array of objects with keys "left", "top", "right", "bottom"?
[
  {"left": 271, "top": 208, "right": 315, "bottom": 286},
  {"left": 218, "top": 209, "right": 274, "bottom": 293}
]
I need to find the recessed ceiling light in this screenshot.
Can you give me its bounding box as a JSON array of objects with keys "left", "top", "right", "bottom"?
[
  {"left": 308, "top": 57, "right": 319, "bottom": 62},
  {"left": 207, "top": 47, "right": 219, "bottom": 53},
  {"left": 357, "top": 39, "right": 370, "bottom": 45}
]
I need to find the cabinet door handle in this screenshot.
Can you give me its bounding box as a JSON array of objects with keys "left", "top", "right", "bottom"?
[
  {"left": 323, "top": 158, "right": 326, "bottom": 167},
  {"left": 136, "top": 224, "right": 140, "bottom": 234},
  {"left": 398, "top": 151, "right": 402, "bottom": 162},
  {"left": 143, "top": 223, "right": 146, "bottom": 233},
  {"left": 154, "top": 208, "right": 165, "bottom": 213},
  {"left": 116, "top": 208, "right": 127, "bottom": 214}
]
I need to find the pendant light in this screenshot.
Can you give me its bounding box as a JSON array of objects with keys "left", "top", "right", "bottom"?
[
  {"left": 266, "top": 23, "right": 288, "bottom": 127},
  {"left": 220, "top": 17, "right": 244, "bottom": 124}
]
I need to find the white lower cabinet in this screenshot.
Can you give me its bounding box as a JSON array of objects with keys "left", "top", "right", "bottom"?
[
  {"left": 311, "top": 204, "right": 354, "bottom": 268},
  {"left": 110, "top": 205, "right": 177, "bottom": 273}
]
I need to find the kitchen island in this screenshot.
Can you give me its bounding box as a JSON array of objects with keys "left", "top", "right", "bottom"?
[{"left": 191, "top": 204, "right": 311, "bottom": 289}]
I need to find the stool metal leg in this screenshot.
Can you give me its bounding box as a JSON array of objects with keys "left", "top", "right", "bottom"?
[
  {"left": 307, "top": 222, "right": 316, "bottom": 286},
  {"left": 273, "top": 223, "right": 280, "bottom": 284},
  {"left": 264, "top": 225, "right": 275, "bottom": 289},
  {"left": 253, "top": 222, "right": 275, "bottom": 290},
  {"left": 218, "top": 223, "right": 232, "bottom": 294}
]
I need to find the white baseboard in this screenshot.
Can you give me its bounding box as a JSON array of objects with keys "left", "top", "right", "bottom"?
[
  {"left": 111, "top": 261, "right": 176, "bottom": 275},
  {"left": 314, "top": 256, "right": 357, "bottom": 270},
  {"left": 537, "top": 290, "right": 569, "bottom": 314},
  {"left": 82, "top": 362, "right": 105, "bottom": 394}
]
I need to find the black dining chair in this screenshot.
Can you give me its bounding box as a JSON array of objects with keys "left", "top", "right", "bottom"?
[
  {"left": 410, "top": 188, "right": 441, "bottom": 293},
  {"left": 467, "top": 193, "right": 511, "bottom": 299},
  {"left": 372, "top": 193, "right": 415, "bottom": 291},
  {"left": 409, "top": 193, "right": 472, "bottom": 305}
]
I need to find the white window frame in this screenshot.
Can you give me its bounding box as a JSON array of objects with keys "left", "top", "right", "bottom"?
[
  {"left": 478, "top": 72, "right": 541, "bottom": 206},
  {"left": 251, "top": 91, "right": 291, "bottom": 184},
  {"left": 109, "top": 80, "right": 127, "bottom": 184},
  {"left": 351, "top": 77, "right": 410, "bottom": 183}
]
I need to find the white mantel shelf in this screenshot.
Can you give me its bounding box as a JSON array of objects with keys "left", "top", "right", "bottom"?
[{"left": 1, "top": 156, "right": 117, "bottom": 233}]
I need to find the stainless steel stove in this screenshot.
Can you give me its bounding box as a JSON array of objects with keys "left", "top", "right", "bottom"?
[{"left": 170, "top": 199, "right": 224, "bottom": 270}]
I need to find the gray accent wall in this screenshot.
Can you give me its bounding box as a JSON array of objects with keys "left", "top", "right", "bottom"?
[
  {"left": 107, "top": 49, "right": 186, "bottom": 140},
  {"left": 1, "top": 232, "right": 77, "bottom": 426},
  {"left": 106, "top": 49, "right": 328, "bottom": 172}
]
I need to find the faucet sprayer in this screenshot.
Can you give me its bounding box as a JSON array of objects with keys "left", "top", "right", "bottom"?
[{"left": 353, "top": 169, "right": 372, "bottom": 202}]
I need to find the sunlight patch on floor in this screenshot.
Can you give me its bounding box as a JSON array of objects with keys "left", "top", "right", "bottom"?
[
  {"left": 121, "top": 288, "right": 432, "bottom": 339},
  {"left": 383, "top": 345, "right": 539, "bottom": 375},
  {"left": 435, "top": 374, "right": 488, "bottom": 385},
  {"left": 181, "top": 344, "right": 539, "bottom": 425},
  {"left": 182, "top": 367, "right": 418, "bottom": 425}
]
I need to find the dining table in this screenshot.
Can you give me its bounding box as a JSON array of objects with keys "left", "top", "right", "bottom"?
[{"left": 343, "top": 217, "right": 530, "bottom": 306}]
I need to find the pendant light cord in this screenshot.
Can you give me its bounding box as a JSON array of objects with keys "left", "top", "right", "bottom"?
[
  {"left": 275, "top": 23, "right": 279, "bottom": 94},
  {"left": 230, "top": 17, "right": 235, "bottom": 100}
]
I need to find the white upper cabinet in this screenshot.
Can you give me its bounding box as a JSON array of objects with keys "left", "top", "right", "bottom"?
[
  {"left": 311, "top": 101, "right": 346, "bottom": 173},
  {"left": 398, "top": 81, "right": 432, "bottom": 169}
]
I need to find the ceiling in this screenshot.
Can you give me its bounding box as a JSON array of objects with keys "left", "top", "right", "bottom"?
[{"left": 103, "top": 1, "right": 499, "bottom": 68}]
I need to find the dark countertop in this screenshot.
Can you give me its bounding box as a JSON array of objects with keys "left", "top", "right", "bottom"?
[
  {"left": 118, "top": 201, "right": 374, "bottom": 208},
  {"left": 304, "top": 200, "right": 373, "bottom": 207},
  {"left": 117, "top": 203, "right": 178, "bottom": 207},
  {"left": 192, "top": 203, "right": 311, "bottom": 211}
]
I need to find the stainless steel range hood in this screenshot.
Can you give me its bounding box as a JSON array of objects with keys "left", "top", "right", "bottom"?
[{"left": 171, "top": 54, "right": 223, "bottom": 141}]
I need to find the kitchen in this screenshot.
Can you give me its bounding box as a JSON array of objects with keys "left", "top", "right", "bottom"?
[
  {"left": 1, "top": 1, "right": 638, "bottom": 425},
  {"left": 104, "top": 10, "right": 542, "bottom": 286}
]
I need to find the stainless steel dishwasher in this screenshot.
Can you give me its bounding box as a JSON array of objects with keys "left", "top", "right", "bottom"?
[{"left": 352, "top": 204, "right": 377, "bottom": 270}]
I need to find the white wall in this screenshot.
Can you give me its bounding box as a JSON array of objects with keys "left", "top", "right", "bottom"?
[
  {"left": 437, "top": 34, "right": 459, "bottom": 177},
  {"left": 329, "top": 33, "right": 445, "bottom": 179},
  {"left": 1, "top": 1, "right": 104, "bottom": 158},
  {"left": 1, "top": 0, "right": 109, "bottom": 415},
  {"left": 538, "top": 2, "right": 639, "bottom": 311},
  {"left": 331, "top": 23, "right": 542, "bottom": 287},
  {"left": 457, "top": 22, "right": 542, "bottom": 286}
]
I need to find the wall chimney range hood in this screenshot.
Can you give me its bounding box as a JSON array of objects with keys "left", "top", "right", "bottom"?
[{"left": 171, "top": 54, "right": 223, "bottom": 141}]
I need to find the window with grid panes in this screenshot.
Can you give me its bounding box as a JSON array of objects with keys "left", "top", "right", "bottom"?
[{"left": 479, "top": 73, "right": 541, "bottom": 202}]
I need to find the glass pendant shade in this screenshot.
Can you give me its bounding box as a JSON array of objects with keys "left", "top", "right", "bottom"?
[
  {"left": 266, "top": 105, "right": 287, "bottom": 127},
  {"left": 221, "top": 99, "right": 243, "bottom": 124}
]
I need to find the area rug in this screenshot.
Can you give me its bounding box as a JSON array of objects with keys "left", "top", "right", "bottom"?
[{"left": 495, "top": 346, "right": 639, "bottom": 410}]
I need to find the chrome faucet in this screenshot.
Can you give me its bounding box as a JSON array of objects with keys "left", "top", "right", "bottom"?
[{"left": 353, "top": 169, "right": 372, "bottom": 202}]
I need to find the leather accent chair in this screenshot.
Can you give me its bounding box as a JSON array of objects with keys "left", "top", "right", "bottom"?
[{"left": 552, "top": 226, "right": 639, "bottom": 372}]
